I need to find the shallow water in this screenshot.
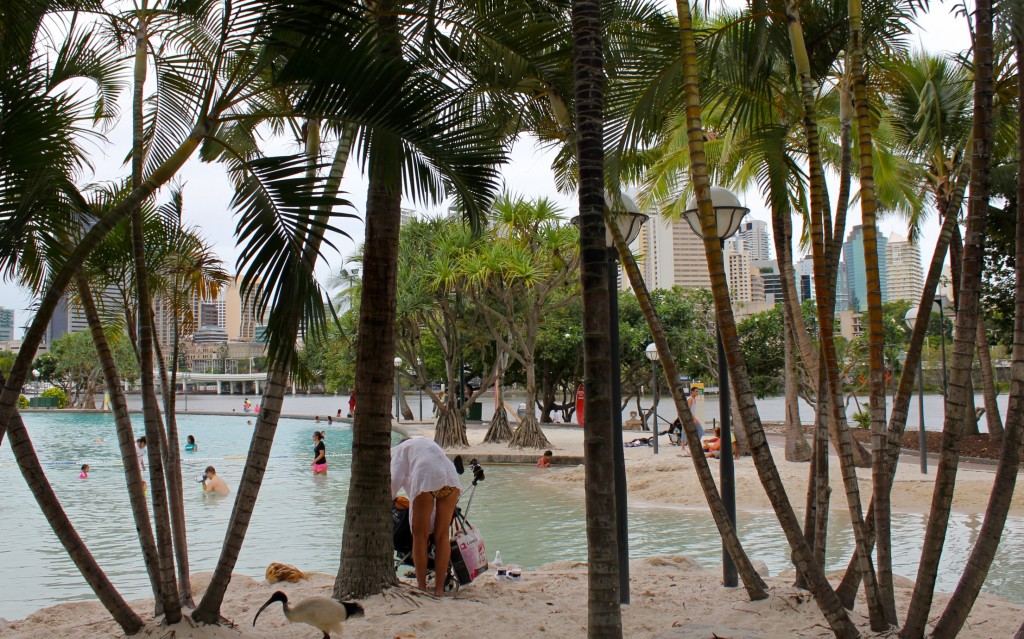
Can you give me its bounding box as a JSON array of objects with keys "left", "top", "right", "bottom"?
[{"left": 1, "top": 412, "right": 1021, "bottom": 620}]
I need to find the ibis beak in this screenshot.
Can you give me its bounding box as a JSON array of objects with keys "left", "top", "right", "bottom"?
[{"left": 253, "top": 595, "right": 279, "bottom": 626}]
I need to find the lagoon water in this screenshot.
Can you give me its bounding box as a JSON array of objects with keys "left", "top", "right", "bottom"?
[{"left": 1, "top": 410, "right": 1021, "bottom": 620}]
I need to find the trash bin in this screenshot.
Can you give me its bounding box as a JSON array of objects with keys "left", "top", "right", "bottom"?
[
  {"left": 467, "top": 401, "right": 483, "bottom": 421},
  {"left": 516, "top": 402, "right": 527, "bottom": 420}
]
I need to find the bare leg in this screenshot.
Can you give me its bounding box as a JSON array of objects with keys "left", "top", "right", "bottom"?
[
  {"left": 431, "top": 488, "right": 461, "bottom": 595},
  {"left": 411, "top": 492, "right": 435, "bottom": 591}
]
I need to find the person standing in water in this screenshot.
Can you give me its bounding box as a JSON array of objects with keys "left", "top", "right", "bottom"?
[
  {"left": 79, "top": 464, "right": 90, "bottom": 479},
  {"left": 135, "top": 436, "right": 148, "bottom": 490},
  {"left": 312, "top": 431, "right": 327, "bottom": 475},
  {"left": 185, "top": 435, "right": 197, "bottom": 452}
]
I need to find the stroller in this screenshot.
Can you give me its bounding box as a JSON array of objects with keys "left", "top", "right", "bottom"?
[{"left": 393, "top": 456, "right": 488, "bottom": 593}]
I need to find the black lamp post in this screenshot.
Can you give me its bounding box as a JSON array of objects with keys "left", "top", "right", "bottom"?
[
  {"left": 573, "top": 193, "right": 648, "bottom": 605},
  {"left": 645, "top": 343, "right": 660, "bottom": 454},
  {"left": 682, "top": 186, "right": 749, "bottom": 589}
]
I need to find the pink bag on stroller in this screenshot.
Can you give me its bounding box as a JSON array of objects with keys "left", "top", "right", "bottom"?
[{"left": 450, "top": 525, "right": 487, "bottom": 584}]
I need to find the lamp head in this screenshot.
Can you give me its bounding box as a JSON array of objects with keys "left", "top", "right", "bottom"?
[
  {"left": 681, "top": 186, "right": 749, "bottom": 241},
  {"left": 645, "top": 342, "right": 659, "bottom": 361}
]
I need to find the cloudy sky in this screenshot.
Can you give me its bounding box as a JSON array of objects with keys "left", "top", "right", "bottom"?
[{"left": 0, "top": 1, "right": 974, "bottom": 331}]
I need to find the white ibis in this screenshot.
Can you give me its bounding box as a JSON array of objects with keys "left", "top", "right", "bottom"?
[{"left": 253, "top": 591, "right": 364, "bottom": 638}]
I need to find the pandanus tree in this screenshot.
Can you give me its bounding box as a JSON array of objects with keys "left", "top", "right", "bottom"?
[{"left": 462, "top": 195, "right": 579, "bottom": 449}]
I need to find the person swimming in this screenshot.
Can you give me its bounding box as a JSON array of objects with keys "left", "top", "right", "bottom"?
[
  {"left": 79, "top": 464, "right": 89, "bottom": 479},
  {"left": 185, "top": 435, "right": 197, "bottom": 452}
]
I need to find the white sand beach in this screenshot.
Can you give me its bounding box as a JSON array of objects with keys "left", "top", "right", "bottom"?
[{"left": 2, "top": 421, "right": 1021, "bottom": 639}]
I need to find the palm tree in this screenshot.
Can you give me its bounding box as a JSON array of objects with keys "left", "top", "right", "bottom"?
[
  {"left": 902, "top": 0, "right": 996, "bottom": 632},
  {"left": 675, "top": 0, "right": 858, "bottom": 634},
  {"left": 928, "top": 9, "right": 1024, "bottom": 637},
  {"left": 264, "top": 0, "right": 505, "bottom": 599},
  {"left": 848, "top": 0, "right": 898, "bottom": 622}
]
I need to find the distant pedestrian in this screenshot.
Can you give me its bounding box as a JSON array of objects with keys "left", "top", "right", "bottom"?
[
  {"left": 348, "top": 388, "right": 357, "bottom": 418},
  {"left": 243, "top": 398, "right": 252, "bottom": 413}
]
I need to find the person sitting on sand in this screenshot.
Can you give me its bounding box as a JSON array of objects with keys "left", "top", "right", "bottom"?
[
  {"left": 537, "top": 450, "right": 553, "bottom": 468},
  {"left": 201, "top": 466, "right": 230, "bottom": 495},
  {"left": 79, "top": 464, "right": 89, "bottom": 479}
]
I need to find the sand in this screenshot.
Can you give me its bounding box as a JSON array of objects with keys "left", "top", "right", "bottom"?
[{"left": 3, "top": 421, "right": 1021, "bottom": 639}]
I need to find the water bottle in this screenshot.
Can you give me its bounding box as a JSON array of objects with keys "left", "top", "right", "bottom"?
[{"left": 493, "top": 551, "right": 506, "bottom": 580}]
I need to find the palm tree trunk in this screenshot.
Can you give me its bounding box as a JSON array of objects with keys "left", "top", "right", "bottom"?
[
  {"left": 784, "top": 312, "right": 811, "bottom": 462},
  {"left": 836, "top": 169, "right": 965, "bottom": 608},
  {"left": 130, "top": 8, "right": 181, "bottom": 619},
  {"left": 928, "top": 18, "right": 1020, "bottom": 638},
  {"left": 153, "top": 329, "right": 194, "bottom": 607},
  {"left": 77, "top": 276, "right": 164, "bottom": 614},
  {"left": 680, "top": 0, "right": 854, "bottom": 634},
  {"left": 901, "top": 0, "right": 994, "bottom": 631},
  {"left": 949, "top": 226, "right": 982, "bottom": 437},
  {"left": 848, "top": 0, "right": 897, "bottom": 623},
  {"left": 976, "top": 317, "right": 1003, "bottom": 439},
  {"left": 334, "top": 165, "right": 404, "bottom": 597},
  {"left": 787, "top": 0, "right": 882, "bottom": 627},
  {"left": 193, "top": 359, "right": 294, "bottom": 622},
  {"left": 572, "top": 0, "right": 623, "bottom": 633}
]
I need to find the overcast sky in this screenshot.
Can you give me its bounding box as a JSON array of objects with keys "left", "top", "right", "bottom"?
[{"left": 0, "top": 1, "right": 974, "bottom": 331}]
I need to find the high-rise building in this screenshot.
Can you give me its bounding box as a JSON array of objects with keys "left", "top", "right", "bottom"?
[
  {"left": 670, "top": 219, "right": 712, "bottom": 289},
  {"left": 726, "top": 248, "right": 752, "bottom": 303},
  {"left": 630, "top": 214, "right": 675, "bottom": 291},
  {"left": 886, "top": 234, "right": 924, "bottom": 303},
  {"left": 841, "top": 225, "right": 888, "bottom": 312},
  {"left": 400, "top": 208, "right": 418, "bottom": 226},
  {"left": 835, "top": 261, "right": 850, "bottom": 311},
  {"left": 749, "top": 270, "right": 766, "bottom": 303},
  {"left": 737, "top": 220, "right": 772, "bottom": 262},
  {"left": 0, "top": 307, "right": 14, "bottom": 342},
  {"left": 796, "top": 254, "right": 815, "bottom": 302}
]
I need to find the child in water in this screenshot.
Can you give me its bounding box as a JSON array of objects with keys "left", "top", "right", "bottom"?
[
  {"left": 185, "top": 435, "right": 197, "bottom": 452},
  {"left": 79, "top": 464, "right": 89, "bottom": 479},
  {"left": 536, "top": 450, "right": 553, "bottom": 468}
]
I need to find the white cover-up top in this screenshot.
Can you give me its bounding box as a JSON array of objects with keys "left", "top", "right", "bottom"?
[{"left": 391, "top": 437, "right": 461, "bottom": 528}]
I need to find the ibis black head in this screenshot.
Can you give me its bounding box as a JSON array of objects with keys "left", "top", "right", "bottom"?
[
  {"left": 253, "top": 591, "right": 288, "bottom": 626},
  {"left": 343, "top": 601, "right": 365, "bottom": 619}
]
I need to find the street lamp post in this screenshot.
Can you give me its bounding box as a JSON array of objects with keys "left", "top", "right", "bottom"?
[
  {"left": 645, "top": 343, "right": 660, "bottom": 454},
  {"left": 32, "top": 369, "right": 39, "bottom": 401},
  {"left": 682, "top": 186, "right": 749, "bottom": 589},
  {"left": 574, "top": 193, "right": 649, "bottom": 605},
  {"left": 394, "top": 357, "right": 403, "bottom": 424}
]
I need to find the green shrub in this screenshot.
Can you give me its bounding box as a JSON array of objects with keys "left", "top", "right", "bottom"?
[
  {"left": 40, "top": 387, "right": 68, "bottom": 409},
  {"left": 18, "top": 395, "right": 29, "bottom": 409},
  {"left": 852, "top": 410, "right": 871, "bottom": 430}
]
